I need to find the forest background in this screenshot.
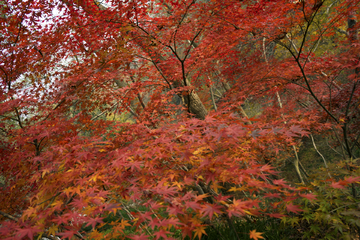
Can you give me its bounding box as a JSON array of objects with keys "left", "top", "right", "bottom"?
[{"left": 0, "top": 0, "right": 360, "bottom": 239}]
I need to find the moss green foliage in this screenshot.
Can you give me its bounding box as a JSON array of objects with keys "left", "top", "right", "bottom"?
[
  {"left": 203, "top": 217, "right": 298, "bottom": 240},
  {"left": 282, "top": 159, "right": 360, "bottom": 240}
]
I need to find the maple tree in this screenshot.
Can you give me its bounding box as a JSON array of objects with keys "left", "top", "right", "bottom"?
[{"left": 0, "top": 0, "right": 359, "bottom": 239}]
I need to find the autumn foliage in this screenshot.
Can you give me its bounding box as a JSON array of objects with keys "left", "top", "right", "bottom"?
[{"left": 0, "top": 0, "right": 359, "bottom": 239}]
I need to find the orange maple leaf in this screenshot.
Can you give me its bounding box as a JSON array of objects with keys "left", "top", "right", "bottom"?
[
  {"left": 193, "top": 225, "right": 207, "bottom": 239},
  {"left": 249, "top": 229, "right": 264, "bottom": 240}
]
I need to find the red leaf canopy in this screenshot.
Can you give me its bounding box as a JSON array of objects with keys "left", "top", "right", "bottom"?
[{"left": 1, "top": 0, "right": 359, "bottom": 239}]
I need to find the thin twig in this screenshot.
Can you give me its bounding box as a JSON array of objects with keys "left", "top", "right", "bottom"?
[{"left": 310, "top": 134, "right": 331, "bottom": 178}]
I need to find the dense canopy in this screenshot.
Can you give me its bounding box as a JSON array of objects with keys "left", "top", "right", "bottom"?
[{"left": 0, "top": 0, "right": 359, "bottom": 239}]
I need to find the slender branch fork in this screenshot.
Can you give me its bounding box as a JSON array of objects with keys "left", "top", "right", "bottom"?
[{"left": 286, "top": 2, "right": 360, "bottom": 162}]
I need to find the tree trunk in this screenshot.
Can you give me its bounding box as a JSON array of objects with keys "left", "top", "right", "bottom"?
[{"left": 185, "top": 90, "right": 208, "bottom": 120}]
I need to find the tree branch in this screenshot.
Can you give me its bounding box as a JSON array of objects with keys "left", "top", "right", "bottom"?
[{"left": 0, "top": 210, "right": 18, "bottom": 221}]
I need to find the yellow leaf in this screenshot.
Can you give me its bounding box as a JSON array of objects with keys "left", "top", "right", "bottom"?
[
  {"left": 113, "top": 219, "right": 131, "bottom": 234},
  {"left": 244, "top": 210, "right": 252, "bottom": 215},
  {"left": 63, "top": 187, "right": 72, "bottom": 198},
  {"left": 229, "top": 186, "right": 240, "bottom": 192},
  {"left": 89, "top": 230, "right": 103, "bottom": 239},
  {"left": 36, "top": 218, "right": 45, "bottom": 225},
  {"left": 249, "top": 230, "right": 264, "bottom": 240},
  {"left": 190, "top": 217, "right": 202, "bottom": 225},
  {"left": 211, "top": 181, "right": 223, "bottom": 193},
  {"left": 74, "top": 185, "right": 82, "bottom": 195},
  {"left": 193, "top": 147, "right": 208, "bottom": 155},
  {"left": 36, "top": 233, "right": 43, "bottom": 240},
  {"left": 51, "top": 200, "right": 63, "bottom": 208},
  {"left": 42, "top": 170, "right": 49, "bottom": 178},
  {"left": 48, "top": 225, "right": 58, "bottom": 236},
  {"left": 169, "top": 173, "right": 176, "bottom": 181},
  {"left": 89, "top": 174, "right": 99, "bottom": 182},
  {"left": 22, "top": 207, "right": 37, "bottom": 220},
  {"left": 194, "top": 225, "right": 207, "bottom": 239},
  {"left": 172, "top": 181, "right": 183, "bottom": 190},
  {"left": 119, "top": 219, "right": 131, "bottom": 228}
]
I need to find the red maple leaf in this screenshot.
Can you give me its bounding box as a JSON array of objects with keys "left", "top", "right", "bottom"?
[
  {"left": 227, "top": 208, "right": 244, "bottom": 218},
  {"left": 85, "top": 217, "right": 104, "bottom": 229},
  {"left": 15, "top": 227, "right": 40, "bottom": 240},
  {"left": 268, "top": 213, "right": 286, "bottom": 218},
  {"left": 154, "top": 229, "right": 171, "bottom": 240},
  {"left": 185, "top": 201, "right": 202, "bottom": 210},
  {"left": 289, "top": 125, "right": 309, "bottom": 136},
  {"left": 286, "top": 203, "right": 303, "bottom": 214},
  {"left": 148, "top": 218, "right": 160, "bottom": 230},
  {"left": 299, "top": 193, "right": 317, "bottom": 201},
  {"left": 200, "top": 204, "right": 223, "bottom": 220},
  {"left": 162, "top": 218, "right": 181, "bottom": 227},
  {"left": 129, "top": 233, "right": 151, "bottom": 240},
  {"left": 272, "top": 179, "right": 288, "bottom": 187},
  {"left": 58, "top": 230, "right": 78, "bottom": 239},
  {"left": 330, "top": 181, "right": 346, "bottom": 189},
  {"left": 154, "top": 185, "right": 178, "bottom": 197},
  {"left": 344, "top": 176, "right": 360, "bottom": 184}
]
